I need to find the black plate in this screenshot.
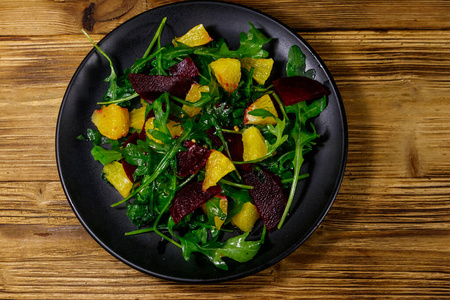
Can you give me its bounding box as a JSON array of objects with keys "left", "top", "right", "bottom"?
[{"left": 56, "top": 1, "right": 347, "bottom": 283}]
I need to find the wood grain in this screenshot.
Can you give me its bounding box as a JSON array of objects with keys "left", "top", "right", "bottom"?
[
  {"left": 1, "top": 0, "right": 450, "bottom": 35},
  {"left": 0, "top": 0, "right": 449, "bottom": 298}
]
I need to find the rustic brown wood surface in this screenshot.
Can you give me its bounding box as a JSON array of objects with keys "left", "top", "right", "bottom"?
[{"left": 1, "top": 0, "right": 449, "bottom": 298}]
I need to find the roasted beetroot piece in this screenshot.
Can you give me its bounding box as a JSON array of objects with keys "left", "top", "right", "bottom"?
[
  {"left": 170, "top": 181, "right": 222, "bottom": 223},
  {"left": 272, "top": 76, "right": 329, "bottom": 106},
  {"left": 242, "top": 167, "right": 287, "bottom": 232},
  {"left": 223, "top": 132, "right": 244, "bottom": 163},
  {"left": 176, "top": 140, "right": 211, "bottom": 177},
  {"left": 206, "top": 128, "right": 244, "bottom": 163},
  {"left": 129, "top": 73, "right": 194, "bottom": 103},
  {"left": 168, "top": 57, "right": 199, "bottom": 78},
  {"left": 206, "top": 128, "right": 223, "bottom": 148}
]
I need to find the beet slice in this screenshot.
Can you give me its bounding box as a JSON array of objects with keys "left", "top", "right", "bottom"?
[
  {"left": 272, "top": 76, "right": 329, "bottom": 106},
  {"left": 207, "top": 128, "right": 244, "bottom": 163},
  {"left": 242, "top": 167, "right": 287, "bottom": 231},
  {"left": 168, "top": 57, "right": 199, "bottom": 78},
  {"left": 170, "top": 182, "right": 222, "bottom": 223},
  {"left": 176, "top": 140, "right": 211, "bottom": 177},
  {"left": 129, "top": 73, "right": 194, "bottom": 103}
]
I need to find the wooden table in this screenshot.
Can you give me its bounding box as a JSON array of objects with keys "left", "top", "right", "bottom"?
[{"left": 1, "top": 0, "right": 449, "bottom": 298}]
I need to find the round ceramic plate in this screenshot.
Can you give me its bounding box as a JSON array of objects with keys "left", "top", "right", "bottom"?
[{"left": 56, "top": 1, "right": 347, "bottom": 283}]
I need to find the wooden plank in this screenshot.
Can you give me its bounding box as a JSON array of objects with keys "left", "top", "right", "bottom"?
[
  {"left": 0, "top": 222, "right": 448, "bottom": 297},
  {"left": 0, "top": 0, "right": 449, "bottom": 36}
]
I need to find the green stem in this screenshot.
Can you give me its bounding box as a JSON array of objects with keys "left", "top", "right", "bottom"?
[
  {"left": 170, "top": 94, "right": 215, "bottom": 108},
  {"left": 222, "top": 128, "right": 243, "bottom": 134},
  {"left": 277, "top": 108, "right": 303, "bottom": 229},
  {"left": 219, "top": 178, "right": 254, "bottom": 190},
  {"left": 281, "top": 173, "right": 309, "bottom": 184},
  {"left": 97, "top": 92, "right": 138, "bottom": 105},
  {"left": 232, "top": 152, "right": 274, "bottom": 165},
  {"left": 154, "top": 229, "right": 181, "bottom": 248},
  {"left": 130, "top": 47, "right": 165, "bottom": 74},
  {"left": 271, "top": 92, "right": 289, "bottom": 121},
  {"left": 177, "top": 172, "right": 198, "bottom": 190},
  {"left": 142, "top": 17, "right": 167, "bottom": 59},
  {"left": 149, "top": 164, "right": 182, "bottom": 249},
  {"left": 125, "top": 227, "right": 155, "bottom": 236},
  {"left": 81, "top": 29, "right": 114, "bottom": 69},
  {"left": 152, "top": 163, "right": 177, "bottom": 231}
]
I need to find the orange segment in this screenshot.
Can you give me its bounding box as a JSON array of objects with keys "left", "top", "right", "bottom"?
[
  {"left": 242, "top": 126, "right": 268, "bottom": 161},
  {"left": 231, "top": 202, "right": 260, "bottom": 232},
  {"left": 210, "top": 58, "right": 241, "bottom": 93},
  {"left": 202, "top": 150, "right": 236, "bottom": 191},
  {"left": 241, "top": 57, "right": 274, "bottom": 85},
  {"left": 129, "top": 105, "right": 147, "bottom": 130},
  {"left": 174, "top": 24, "right": 213, "bottom": 47},
  {"left": 244, "top": 94, "right": 278, "bottom": 125},
  {"left": 182, "top": 84, "right": 210, "bottom": 117},
  {"left": 91, "top": 104, "right": 130, "bottom": 140},
  {"left": 145, "top": 118, "right": 184, "bottom": 144},
  {"left": 103, "top": 161, "right": 133, "bottom": 198}
]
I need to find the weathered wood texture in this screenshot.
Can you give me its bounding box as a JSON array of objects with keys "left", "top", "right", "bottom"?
[
  {"left": 0, "top": 0, "right": 449, "bottom": 298},
  {"left": 1, "top": 0, "right": 450, "bottom": 35}
]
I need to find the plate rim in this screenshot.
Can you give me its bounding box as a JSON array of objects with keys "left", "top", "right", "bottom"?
[{"left": 55, "top": 0, "right": 348, "bottom": 283}]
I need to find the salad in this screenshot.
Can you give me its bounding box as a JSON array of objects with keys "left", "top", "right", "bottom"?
[{"left": 78, "top": 18, "right": 328, "bottom": 270}]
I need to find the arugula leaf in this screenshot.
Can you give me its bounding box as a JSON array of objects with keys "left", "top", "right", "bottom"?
[
  {"left": 76, "top": 128, "right": 107, "bottom": 146},
  {"left": 248, "top": 108, "right": 276, "bottom": 118},
  {"left": 286, "top": 45, "right": 316, "bottom": 79},
  {"left": 152, "top": 93, "right": 171, "bottom": 137},
  {"left": 214, "top": 232, "right": 261, "bottom": 263},
  {"left": 179, "top": 232, "right": 261, "bottom": 270},
  {"left": 193, "top": 23, "right": 271, "bottom": 60},
  {"left": 236, "top": 22, "right": 272, "bottom": 59},
  {"left": 90, "top": 145, "right": 122, "bottom": 165},
  {"left": 204, "top": 197, "right": 227, "bottom": 227},
  {"left": 126, "top": 201, "right": 155, "bottom": 228},
  {"left": 121, "top": 143, "right": 148, "bottom": 166}
]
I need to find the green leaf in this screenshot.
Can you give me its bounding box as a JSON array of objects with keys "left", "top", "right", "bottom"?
[
  {"left": 204, "top": 197, "right": 227, "bottom": 227},
  {"left": 286, "top": 45, "right": 316, "bottom": 79},
  {"left": 248, "top": 108, "right": 276, "bottom": 119},
  {"left": 78, "top": 129, "right": 108, "bottom": 146},
  {"left": 122, "top": 143, "right": 147, "bottom": 166},
  {"left": 214, "top": 232, "right": 261, "bottom": 263},
  {"left": 179, "top": 231, "right": 261, "bottom": 270},
  {"left": 236, "top": 23, "right": 272, "bottom": 59},
  {"left": 193, "top": 23, "right": 271, "bottom": 60},
  {"left": 126, "top": 202, "right": 155, "bottom": 228},
  {"left": 90, "top": 146, "right": 122, "bottom": 165}
]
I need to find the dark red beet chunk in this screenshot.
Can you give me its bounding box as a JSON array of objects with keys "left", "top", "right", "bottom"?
[
  {"left": 176, "top": 141, "right": 211, "bottom": 177},
  {"left": 207, "top": 128, "right": 245, "bottom": 164},
  {"left": 242, "top": 168, "right": 287, "bottom": 232},
  {"left": 168, "top": 57, "right": 199, "bottom": 78},
  {"left": 223, "top": 132, "right": 244, "bottom": 163},
  {"left": 129, "top": 73, "right": 194, "bottom": 103},
  {"left": 170, "top": 182, "right": 221, "bottom": 223},
  {"left": 272, "top": 76, "right": 329, "bottom": 106}
]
